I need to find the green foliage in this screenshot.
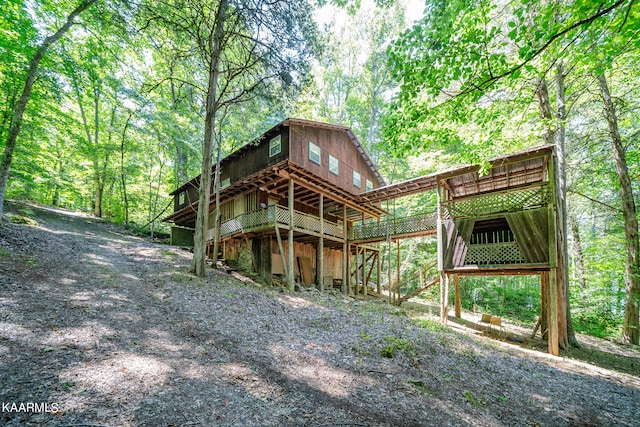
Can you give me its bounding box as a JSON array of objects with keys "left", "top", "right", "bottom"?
[
  {"left": 10, "top": 214, "right": 38, "bottom": 226},
  {"left": 460, "top": 276, "right": 541, "bottom": 324},
  {"left": 379, "top": 335, "right": 415, "bottom": 359}
]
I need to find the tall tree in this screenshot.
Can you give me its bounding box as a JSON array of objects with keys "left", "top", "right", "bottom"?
[
  {"left": 596, "top": 72, "right": 639, "bottom": 344},
  {"left": 140, "top": 0, "right": 316, "bottom": 276},
  {"left": 0, "top": 0, "right": 96, "bottom": 221}
]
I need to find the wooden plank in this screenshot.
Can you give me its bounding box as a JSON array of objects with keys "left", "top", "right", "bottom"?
[
  {"left": 297, "top": 256, "right": 313, "bottom": 285},
  {"left": 272, "top": 253, "right": 285, "bottom": 275},
  {"left": 274, "top": 225, "right": 288, "bottom": 280}
]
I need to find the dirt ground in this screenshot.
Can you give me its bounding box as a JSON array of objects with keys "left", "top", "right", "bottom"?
[{"left": 1, "top": 201, "right": 639, "bottom": 427}]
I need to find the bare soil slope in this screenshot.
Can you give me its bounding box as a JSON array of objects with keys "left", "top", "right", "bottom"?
[{"left": 1, "top": 202, "right": 639, "bottom": 427}]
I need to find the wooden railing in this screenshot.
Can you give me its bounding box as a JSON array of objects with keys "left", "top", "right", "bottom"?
[
  {"left": 215, "top": 206, "right": 344, "bottom": 240},
  {"left": 441, "top": 182, "right": 551, "bottom": 219},
  {"left": 350, "top": 211, "right": 438, "bottom": 242},
  {"left": 215, "top": 207, "right": 437, "bottom": 243}
]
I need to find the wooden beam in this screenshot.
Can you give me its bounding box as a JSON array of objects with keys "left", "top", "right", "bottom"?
[
  {"left": 288, "top": 179, "right": 295, "bottom": 291},
  {"left": 454, "top": 274, "right": 461, "bottom": 318},
  {"left": 548, "top": 267, "right": 559, "bottom": 356},
  {"left": 396, "top": 240, "right": 401, "bottom": 303},
  {"left": 342, "top": 204, "right": 348, "bottom": 295},
  {"left": 440, "top": 272, "right": 449, "bottom": 324},
  {"left": 317, "top": 193, "right": 324, "bottom": 292}
]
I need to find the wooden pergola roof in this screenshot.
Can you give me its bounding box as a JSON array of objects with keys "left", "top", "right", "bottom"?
[{"left": 360, "top": 145, "right": 554, "bottom": 203}]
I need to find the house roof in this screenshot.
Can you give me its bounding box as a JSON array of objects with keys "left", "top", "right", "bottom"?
[
  {"left": 169, "top": 118, "right": 386, "bottom": 196},
  {"left": 359, "top": 144, "right": 555, "bottom": 203}
]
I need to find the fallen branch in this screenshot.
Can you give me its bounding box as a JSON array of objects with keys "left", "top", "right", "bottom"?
[{"left": 397, "top": 277, "right": 440, "bottom": 304}]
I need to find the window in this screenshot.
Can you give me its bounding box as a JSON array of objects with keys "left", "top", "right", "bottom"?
[
  {"left": 221, "top": 177, "right": 230, "bottom": 188},
  {"left": 178, "top": 191, "right": 185, "bottom": 205},
  {"left": 269, "top": 135, "right": 281, "bottom": 157},
  {"left": 308, "top": 140, "right": 321, "bottom": 165},
  {"left": 365, "top": 179, "right": 373, "bottom": 192},
  {"left": 328, "top": 154, "right": 339, "bottom": 175},
  {"left": 353, "top": 170, "right": 361, "bottom": 188}
]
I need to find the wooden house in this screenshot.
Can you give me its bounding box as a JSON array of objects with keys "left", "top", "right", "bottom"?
[
  {"left": 164, "top": 119, "right": 565, "bottom": 355},
  {"left": 163, "top": 118, "right": 387, "bottom": 292}
]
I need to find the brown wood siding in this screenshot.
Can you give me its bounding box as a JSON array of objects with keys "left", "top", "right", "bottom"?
[
  {"left": 174, "top": 184, "right": 199, "bottom": 211},
  {"left": 289, "top": 124, "right": 378, "bottom": 194},
  {"left": 218, "top": 129, "right": 289, "bottom": 190}
]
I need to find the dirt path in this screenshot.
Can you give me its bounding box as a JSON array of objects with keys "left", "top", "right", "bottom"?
[{"left": 1, "top": 202, "right": 639, "bottom": 426}]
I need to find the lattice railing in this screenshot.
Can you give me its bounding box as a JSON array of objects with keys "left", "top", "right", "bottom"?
[
  {"left": 464, "top": 242, "right": 525, "bottom": 265},
  {"left": 442, "top": 183, "right": 551, "bottom": 219},
  {"left": 350, "top": 211, "right": 438, "bottom": 242},
  {"left": 217, "top": 206, "right": 343, "bottom": 240}
]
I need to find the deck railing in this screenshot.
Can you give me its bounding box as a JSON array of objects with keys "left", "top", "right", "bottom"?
[
  {"left": 215, "top": 206, "right": 438, "bottom": 243},
  {"left": 441, "top": 182, "right": 551, "bottom": 219},
  {"left": 350, "top": 211, "right": 438, "bottom": 242},
  {"left": 215, "top": 205, "right": 344, "bottom": 240}
]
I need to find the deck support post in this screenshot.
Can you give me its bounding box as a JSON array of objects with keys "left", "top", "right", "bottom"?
[
  {"left": 342, "top": 204, "right": 348, "bottom": 294},
  {"left": 396, "top": 240, "right": 401, "bottom": 303},
  {"left": 440, "top": 272, "right": 449, "bottom": 324},
  {"left": 548, "top": 269, "right": 559, "bottom": 355},
  {"left": 317, "top": 193, "right": 324, "bottom": 292},
  {"left": 376, "top": 218, "right": 382, "bottom": 296},
  {"left": 454, "top": 274, "right": 461, "bottom": 318},
  {"left": 288, "top": 180, "right": 295, "bottom": 291},
  {"left": 546, "top": 192, "right": 560, "bottom": 355}
]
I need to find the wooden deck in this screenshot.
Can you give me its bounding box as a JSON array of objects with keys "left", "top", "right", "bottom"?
[
  {"left": 211, "top": 205, "right": 345, "bottom": 242},
  {"left": 349, "top": 211, "right": 438, "bottom": 243},
  {"left": 211, "top": 205, "right": 439, "bottom": 244}
]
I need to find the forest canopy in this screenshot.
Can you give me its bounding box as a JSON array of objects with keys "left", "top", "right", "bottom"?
[{"left": 1, "top": 0, "right": 638, "bottom": 343}]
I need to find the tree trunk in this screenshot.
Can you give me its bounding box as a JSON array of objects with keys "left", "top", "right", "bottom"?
[
  {"left": 191, "top": 0, "right": 227, "bottom": 277},
  {"left": 555, "top": 63, "right": 579, "bottom": 348},
  {"left": 211, "top": 125, "right": 223, "bottom": 267},
  {"left": 0, "top": 0, "right": 96, "bottom": 221},
  {"left": 535, "top": 76, "right": 569, "bottom": 350},
  {"left": 120, "top": 113, "right": 133, "bottom": 227},
  {"left": 597, "top": 72, "right": 640, "bottom": 345},
  {"left": 92, "top": 85, "right": 103, "bottom": 217},
  {"left": 569, "top": 213, "right": 586, "bottom": 289}
]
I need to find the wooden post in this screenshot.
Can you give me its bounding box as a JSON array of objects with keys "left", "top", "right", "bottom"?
[
  {"left": 376, "top": 243, "right": 382, "bottom": 297},
  {"left": 548, "top": 190, "right": 560, "bottom": 355},
  {"left": 454, "top": 274, "right": 461, "bottom": 318},
  {"left": 288, "top": 180, "right": 295, "bottom": 291},
  {"left": 274, "top": 225, "right": 289, "bottom": 282},
  {"left": 440, "top": 272, "right": 449, "bottom": 324},
  {"left": 362, "top": 246, "right": 367, "bottom": 297},
  {"left": 436, "top": 180, "right": 444, "bottom": 272},
  {"left": 540, "top": 271, "right": 548, "bottom": 340},
  {"left": 342, "top": 204, "right": 348, "bottom": 295},
  {"left": 396, "top": 239, "right": 401, "bottom": 303},
  {"left": 317, "top": 193, "right": 324, "bottom": 292},
  {"left": 548, "top": 268, "right": 559, "bottom": 356}
]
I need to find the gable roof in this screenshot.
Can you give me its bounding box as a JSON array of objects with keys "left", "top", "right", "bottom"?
[{"left": 169, "top": 118, "right": 386, "bottom": 195}]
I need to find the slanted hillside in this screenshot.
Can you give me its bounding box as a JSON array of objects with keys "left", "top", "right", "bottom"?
[{"left": 1, "top": 202, "right": 639, "bottom": 426}]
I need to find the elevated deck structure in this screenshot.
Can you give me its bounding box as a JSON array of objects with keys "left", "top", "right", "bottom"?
[{"left": 164, "top": 118, "right": 563, "bottom": 355}]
